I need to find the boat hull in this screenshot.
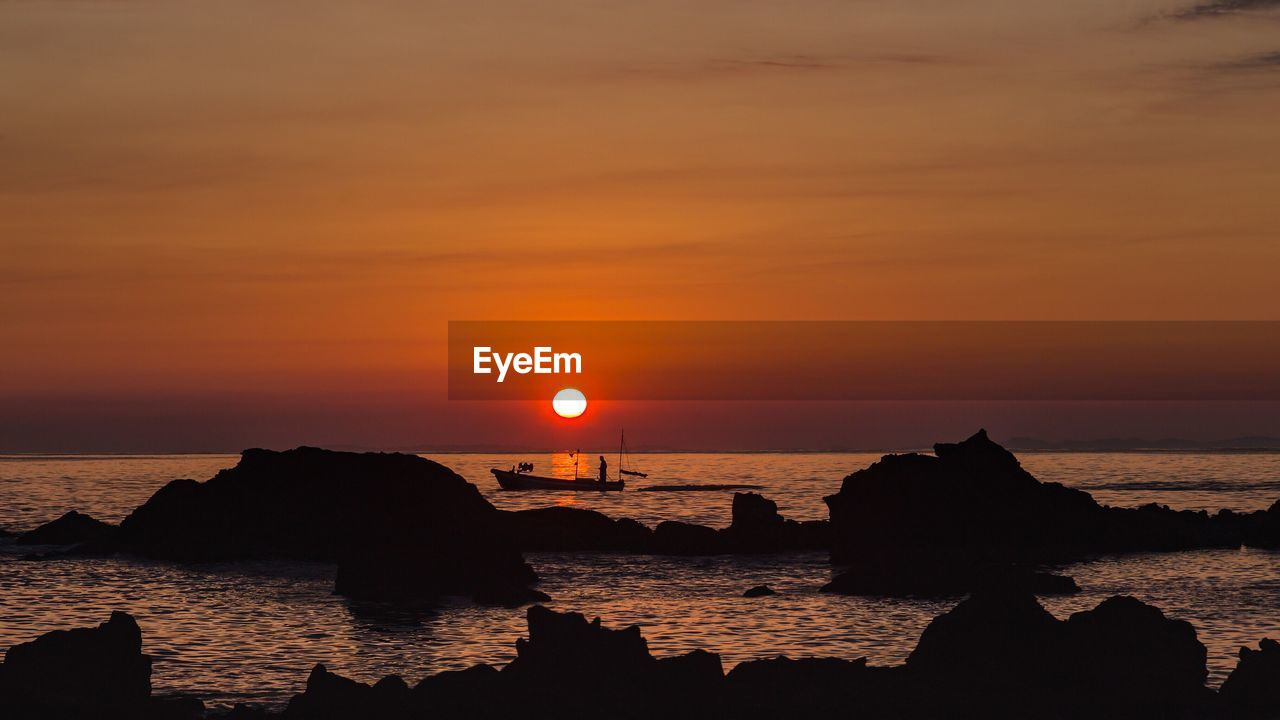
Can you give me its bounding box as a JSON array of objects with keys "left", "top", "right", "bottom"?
[{"left": 491, "top": 469, "right": 624, "bottom": 491}]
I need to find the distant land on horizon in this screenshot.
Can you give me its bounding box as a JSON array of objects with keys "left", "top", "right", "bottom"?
[{"left": 1003, "top": 436, "right": 1280, "bottom": 452}]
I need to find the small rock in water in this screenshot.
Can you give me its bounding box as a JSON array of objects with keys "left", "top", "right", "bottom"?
[
  {"left": 17, "top": 510, "right": 117, "bottom": 546},
  {"left": 743, "top": 584, "right": 776, "bottom": 598}
]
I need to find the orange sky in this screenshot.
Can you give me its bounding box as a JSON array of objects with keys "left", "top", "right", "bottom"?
[{"left": 2, "top": 0, "right": 1279, "bottom": 450}]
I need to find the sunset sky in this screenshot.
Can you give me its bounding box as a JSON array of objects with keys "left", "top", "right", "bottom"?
[{"left": 3, "top": 0, "right": 1279, "bottom": 451}]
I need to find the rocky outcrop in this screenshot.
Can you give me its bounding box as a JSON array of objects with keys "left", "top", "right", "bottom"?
[
  {"left": 720, "top": 492, "right": 829, "bottom": 553},
  {"left": 650, "top": 520, "right": 724, "bottom": 555},
  {"left": 1240, "top": 500, "right": 1280, "bottom": 548},
  {"left": 822, "top": 429, "right": 1256, "bottom": 596},
  {"left": 503, "top": 493, "right": 827, "bottom": 556},
  {"left": 119, "top": 447, "right": 537, "bottom": 602},
  {"left": 825, "top": 429, "right": 1105, "bottom": 567},
  {"left": 0, "top": 611, "right": 153, "bottom": 718},
  {"left": 16, "top": 510, "right": 116, "bottom": 546},
  {"left": 503, "top": 507, "right": 652, "bottom": 551},
  {"left": 743, "top": 584, "right": 776, "bottom": 597},
  {"left": 1219, "top": 638, "right": 1280, "bottom": 716}
]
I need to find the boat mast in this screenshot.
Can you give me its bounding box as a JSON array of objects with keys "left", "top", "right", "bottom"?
[
  {"left": 618, "top": 429, "right": 624, "bottom": 480},
  {"left": 574, "top": 449, "right": 580, "bottom": 481}
]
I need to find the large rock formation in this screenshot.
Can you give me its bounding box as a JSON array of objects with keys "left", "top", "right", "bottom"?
[
  {"left": 0, "top": 611, "right": 153, "bottom": 718},
  {"left": 823, "top": 429, "right": 1245, "bottom": 595},
  {"left": 825, "top": 429, "right": 1105, "bottom": 566},
  {"left": 118, "top": 447, "right": 536, "bottom": 601},
  {"left": 17, "top": 510, "right": 116, "bottom": 546}
]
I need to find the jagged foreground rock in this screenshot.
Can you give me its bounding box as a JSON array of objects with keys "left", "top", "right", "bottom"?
[
  {"left": 0, "top": 611, "right": 201, "bottom": 719},
  {"left": 1219, "top": 639, "right": 1280, "bottom": 717},
  {"left": 117, "top": 447, "right": 538, "bottom": 602},
  {"left": 5, "top": 595, "right": 1280, "bottom": 719},
  {"left": 265, "top": 593, "right": 1271, "bottom": 719}
]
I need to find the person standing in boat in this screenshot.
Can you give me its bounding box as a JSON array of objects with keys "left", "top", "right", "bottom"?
[{"left": 598, "top": 455, "right": 608, "bottom": 486}]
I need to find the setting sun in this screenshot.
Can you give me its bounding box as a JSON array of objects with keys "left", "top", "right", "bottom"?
[{"left": 552, "top": 388, "right": 587, "bottom": 418}]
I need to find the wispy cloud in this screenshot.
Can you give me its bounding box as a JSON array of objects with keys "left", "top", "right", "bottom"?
[
  {"left": 1213, "top": 50, "right": 1280, "bottom": 69},
  {"left": 1172, "top": 0, "right": 1280, "bottom": 20},
  {"left": 598, "top": 52, "right": 946, "bottom": 83}
]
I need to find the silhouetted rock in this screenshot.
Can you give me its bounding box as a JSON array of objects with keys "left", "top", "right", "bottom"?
[
  {"left": 505, "top": 605, "right": 654, "bottom": 678},
  {"left": 1103, "top": 502, "right": 1240, "bottom": 552},
  {"left": 907, "top": 586, "right": 1060, "bottom": 681},
  {"left": 743, "top": 584, "right": 776, "bottom": 597},
  {"left": 906, "top": 588, "right": 1212, "bottom": 717},
  {"left": 721, "top": 492, "right": 829, "bottom": 552},
  {"left": 117, "top": 447, "right": 536, "bottom": 601},
  {"left": 1220, "top": 639, "right": 1280, "bottom": 716},
  {"left": 281, "top": 606, "right": 729, "bottom": 719},
  {"left": 650, "top": 520, "right": 723, "bottom": 554},
  {"left": 501, "top": 605, "right": 725, "bottom": 718},
  {"left": 17, "top": 510, "right": 116, "bottom": 546},
  {"left": 824, "top": 429, "right": 1257, "bottom": 596},
  {"left": 0, "top": 526, "right": 14, "bottom": 538},
  {"left": 504, "top": 494, "right": 826, "bottom": 556},
  {"left": 0, "top": 611, "right": 151, "bottom": 718},
  {"left": 1059, "top": 595, "right": 1209, "bottom": 711},
  {"left": 282, "top": 665, "right": 409, "bottom": 719},
  {"left": 494, "top": 606, "right": 657, "bottom": 716},
  {"left": 503, "top": 507, "right": 652, "bottom": 551},
  {"left": 647, "top": 649, "right": 725, "bottom": 715},
  {"left": 1240, "top": 500, "right": 1280, "bottom": 549},
  {"left": 826, "top": 430, "right": 1104, "bottom": 567}
]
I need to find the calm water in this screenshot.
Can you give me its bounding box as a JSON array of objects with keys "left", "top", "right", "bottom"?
[{"left": 2, "top": 451, "right": 1279, "bottom": 709}]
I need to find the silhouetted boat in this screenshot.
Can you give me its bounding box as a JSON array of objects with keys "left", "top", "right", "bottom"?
[
  {"left": 493, "top": 430, "right": 643, "bottom": 491},
  {"left": 491, "top": 469, "right": 624, "bottom": 491}
]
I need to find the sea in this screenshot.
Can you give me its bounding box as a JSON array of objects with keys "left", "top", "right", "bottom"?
[{"left": 3, "top": 451, "right": 1280, "bottom": 709}]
